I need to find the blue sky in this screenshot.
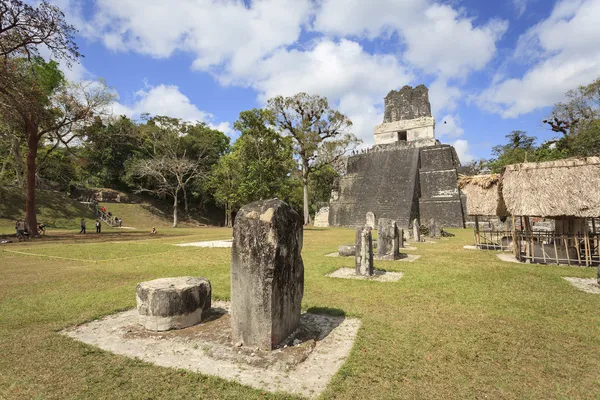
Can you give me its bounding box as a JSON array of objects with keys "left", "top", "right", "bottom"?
[{"left": 50, "top": 0, "right": 600, "bottom": 163}]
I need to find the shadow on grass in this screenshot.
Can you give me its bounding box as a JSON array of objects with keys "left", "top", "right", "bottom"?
[{"left": 306, "top": 306, "right": 346, "bottom": 317}]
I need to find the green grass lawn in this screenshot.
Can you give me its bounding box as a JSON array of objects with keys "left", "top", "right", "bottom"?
[{"left": 1, "top": 227, "right": 599, "bottom": 399}]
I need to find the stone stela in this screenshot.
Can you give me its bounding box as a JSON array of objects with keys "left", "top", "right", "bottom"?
[
  {"left": 355, "top": 226, "right": 374, "bottom": 276},
  {"left": 230, "top": 199, "right": 305, "bottom": 350},
  {"left": 377, "top": 218, "right": 401, "bottom": 260}
]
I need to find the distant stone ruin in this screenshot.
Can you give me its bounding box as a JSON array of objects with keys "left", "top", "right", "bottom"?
[
  {"left": 230, "top": 199, "right": 304, "bottom": 350},
  {"left": 383, "top": 84, "right": 432, "bottom": 122},
  {"left": 328, "top": 84, "right": 465, "bottom": 234}
]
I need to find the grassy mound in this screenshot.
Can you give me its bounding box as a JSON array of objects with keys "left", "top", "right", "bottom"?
[{"left": 0, "top": 186, "right": 96, "bottom": 233}]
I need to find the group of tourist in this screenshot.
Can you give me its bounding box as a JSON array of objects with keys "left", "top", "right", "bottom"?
[{"left": 14, "top": 220, "right": 46, "bottom": 241}]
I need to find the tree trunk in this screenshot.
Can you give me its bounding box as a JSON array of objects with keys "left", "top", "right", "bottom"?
[
  {"left": 302, "top": 161, "right": 310, "bottom": 225},
  {"left": 25, "top": 120, "right": 39, "bottom": 235},
  {"left": 11, "top": 135, "right": 23, "bottom": 187},
  {"left": 172, "top": 191, "right": 178, "bottom": 228},
  {"left": 225, "top": 204, "right": 232, "bottom": 228},
  {"left": 183, "top": 188, "right": 189, "bottom": 214}
]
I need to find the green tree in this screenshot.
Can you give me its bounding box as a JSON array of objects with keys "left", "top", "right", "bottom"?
[
  {"left": 129, "top": 116, "right": 227, "bottom": 227},
  {"left": 209, "top": 152, "right": 242, "bottom": 227},
  {"left": 0, "top": 57, "right": 113, "bottom": 231},
  {"left": 267, "top": 93, "right": 360, "bottom": 224},
  {"left": 209, "top": 109, "right": 297, "bottom": 226},
  {"left": 486, "top": 131, "right": 537, "bottom": 173},
  {"left": 82, "top": 116, "right": 141, "bottom": 187}
]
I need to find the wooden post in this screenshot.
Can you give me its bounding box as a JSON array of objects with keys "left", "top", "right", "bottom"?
[
  {"left": 553, "top": 234, "right": 559, "bottom": 265},
  {"left": 512, "top": 215, "right": 518, "bottom": 259},
  {"left": 475, "top": 215, "right": 480, "bottom": 247},
  {"left": 584, "top": 223, "right": 590, "bottom": 267},
  {"left": 564, "top": 237, "right": 571, "bottom": 266}
]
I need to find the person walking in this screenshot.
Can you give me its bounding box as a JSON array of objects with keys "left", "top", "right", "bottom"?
[
  {"left": 95, "top": 219, "right": 101, "bottom": 233},
  {"left": 80, "top": 218, "right": 86, "bottom": 234}
]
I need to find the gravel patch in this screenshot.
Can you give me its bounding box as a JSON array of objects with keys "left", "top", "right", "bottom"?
[
  {"left": 175, "top": 240, "right": 232, "bottom": 248},
  {"left": 62, "top": 301, "right": 360, "bottom": 399},
  {"left": 326, "top": 267, "right": 404, "bottom": 282},
  {"left": 563, "top": 277, "right": 600, "bottom": 294}
]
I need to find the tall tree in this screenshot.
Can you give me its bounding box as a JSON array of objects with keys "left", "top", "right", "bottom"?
[
  {"left": 0, "top": 0, "right": 80, "bottom": 61},
  {"left": 543, "top": 77, "right": 600, "bottom": 137},
  {"left": 130, "top": 116, "right": 226, "bottom": 227},
  {"left": 0, "top": 57, "right": 113, "bottom": 231},
  {"left": 209, "top": 109, "right": 297, "bottom": 226},
  {"left": 267, "top": 93, "right": 360, "bottom": 224},
  {"left": 82, "top": 115, "right": 141, "bottom": 187},
  {"left": 486, "top": 131, "right": 537, "bottom": 173}
]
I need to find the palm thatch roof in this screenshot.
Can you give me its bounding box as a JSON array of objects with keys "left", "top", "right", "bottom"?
[
  {"left": 458, "top": 174, "right": 507, "bottom": 217},
  {"left": 502, "top": 157, "right": 600, "bottom": 218}
]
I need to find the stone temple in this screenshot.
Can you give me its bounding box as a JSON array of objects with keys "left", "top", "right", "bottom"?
[{"left": 328, "top": 84, "right": 465, "bottom": 231}]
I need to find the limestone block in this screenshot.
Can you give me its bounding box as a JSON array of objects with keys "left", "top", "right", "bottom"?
[
  {"left": 355, "top": 226, "right": 374, "bottom": 276},
  {"left": 313, "top": 206, "right": 330, "bottom": 227},
  {"left": 231, "top": 199, "right": 304, "bottom": 350},
  {"left": 136, "top": 276, "right": 212, "bottom": 331},
  {"left": 429, "top": 218, "right": 438, "bottom": 238},
  {"left": 413, "top": 218, "right": 420, "bottom": 242},
  {"left": 384, "top": 84, "right": 432, "bottom": 122},
  {"left": 377, "top": 219, "right": 400, "bottom": 260},
  {"left": 366, "top": 212, "right": 375, "bottom": 229},
  {"left": 338, "top": 244, "right": 355, "bottom": 257}
]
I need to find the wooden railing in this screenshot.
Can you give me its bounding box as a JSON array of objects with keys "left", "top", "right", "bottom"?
[
  {"left": 474, "top": 229, "right": 513, "bottom": 251},
  {"left": 514, "top": 231, "right": 600, "bottom": 267}
]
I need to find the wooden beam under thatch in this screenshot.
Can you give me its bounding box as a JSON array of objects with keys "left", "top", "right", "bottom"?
[
  {"left": 502, "top": 157, "right": 600, "bottom": 218},
  {"left": 458, "top": 174, "right": 508, "bottom": 217}
]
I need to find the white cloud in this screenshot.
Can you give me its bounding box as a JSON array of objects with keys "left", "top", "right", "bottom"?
[
  {"left": 477, "top": 0, "right": 600, "bottom": 118},
  {"left": 512, "top": 0, "right": 529, "bottom": 17},
  {"left": 219, "top": 39, "right": 413, "bottom": 145},
  {"left": 436, "top": 114, "right": 465, "bottom": 138},
  {"left": 73, "top": 0, "right": 312, "bottom": 75},
  {"left": 112, "top": 84, "right": 231, "bottom": 133},
  {"left": 313, "top": 0, "right": 507, "bottom": 78},
  {"left": 452, "top": 139, "right": 475, "bottom": 163},
  {"left": 429, "top": 79, "right": 462, "bottom": 116}
]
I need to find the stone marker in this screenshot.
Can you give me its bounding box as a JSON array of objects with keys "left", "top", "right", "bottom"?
[
  {"left": 338, "top": 244, "right": 355, "bottom": 257},
  {"left": 413, "top": 218, "right": 420, "bottom": 242},
  {"left": 377, "top": 218, "right": 400, "bottom": 260},
  {"left": 429, "top": 218, "right": 438, "bottom": 238},
  {"left": 366, "top": 212, "right": 375, "bottom": 229},
  {"left": 355, "top": 226, "right": 374, "bottom": 276},
  {"left": 231, "top": 199, "right": 304, "bottom": 350},
  {"left": 136, "top": 276, "right": 212, "bottom": 331}
]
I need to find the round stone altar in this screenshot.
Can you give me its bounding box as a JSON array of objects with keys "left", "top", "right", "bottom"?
[{"left": 136, "top": 276, "right": 212, "bottom": 331}]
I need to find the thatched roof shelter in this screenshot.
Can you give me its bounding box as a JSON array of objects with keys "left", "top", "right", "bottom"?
[
  {"left": 458, "top": 174, "right": 507, "bottom": 217},
  {"left": 502, "top": 157, "right": 600, "bottom": 218}
]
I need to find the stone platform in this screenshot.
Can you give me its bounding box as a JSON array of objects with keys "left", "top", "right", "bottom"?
[{"left": 62, "top": 301, "right": 360, "bottom": 399}]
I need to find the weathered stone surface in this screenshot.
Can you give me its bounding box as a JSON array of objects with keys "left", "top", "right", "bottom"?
[
  {"left": 383, "top": 84, "right": 431, "bottom": 123},
  {"left": 231, "top": 199, "right": 304, "bottom": 350},
  {"left": 136, "top": 276, "right": 212, "bottom": 331},
  {"left": 338, "top": 244, "right": 356, "bottom": 257},
  {"left": 413, "top": 218, "right": 420, "bottom": 242},
  {"left": 428, "top": 218, "right": 438, "bottom": 238},
  {"left": 366, "top": 212, "right": 375, "bottom": 229},
  {"left": 377, "top": 218, "right": 400, "bottom": 260},
  {"left": 313, "top": 206, "right": 330, "bottom": 228},
  {"left": 328, "top": 144, "right": 464, "bottom": 230},
  {"left": 355, "top": 226, "right": 374, "bottom": 276}
]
